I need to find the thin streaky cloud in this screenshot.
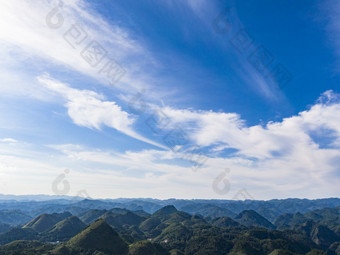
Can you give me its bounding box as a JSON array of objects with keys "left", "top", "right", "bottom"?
[{"left": 37, "top": 74, "right": 167, "bottom": 149}]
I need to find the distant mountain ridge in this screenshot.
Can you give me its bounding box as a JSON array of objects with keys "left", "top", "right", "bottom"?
[
  {"left": 0, "top": 210, "right": 32, "bottom": 226},
  {"left": 0, "top": 197, "right": 339, "bottom": 222}
]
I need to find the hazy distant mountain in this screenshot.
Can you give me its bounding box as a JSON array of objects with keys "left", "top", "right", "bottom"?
[
  {"left": 0, "top": 227, "right": 39, "bottom": 245},
  {"left": 0, "top": 223, "right": 11, "bottom": 234},
  {"left": 110, "top": 208, "right": 132, "bottom": 214},
  {"left": 0, "top": 194, "right": 81, "bottom": 201},
  {"left": 0, "top": 210, "right": 32, "bottom": 226},
  {"left": 0, "top": 196, "right": 339, "bottom": 222},
  {"left": 78, "top": 209, "right": 108, "bottom": 224},
  {"left": 120, "top": 200, "right": 162, "bottom": 213},
  {"left": 180, "top": 203, "right": 236, "bottom": 218},
  {"left": 101, "top": 211, "right": 146, "bottom": 228}
]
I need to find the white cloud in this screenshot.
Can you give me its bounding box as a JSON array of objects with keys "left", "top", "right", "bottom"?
[
  {"left": 158, "top": 90, "right": 340, "bottom": 161},
  {"left": 0, "top": 0, "right": 339, "bottom": 199},
  {"left": 0, "top": 0, "right": 157, "bottom": 96},
  {"left": 0, "top": 138, "right": 18, "bottom": 143},
  {"left": 132, "top": 90, "right": 339, "bottom": 198},
  {"left": 0, "top": 141, "right": 209, "bottom": 199},
  {"left": 37, "top": 74, "right": 166, "bottom": 149},
  {"left": 48, "top": 141, "right": 340, "bottom": 199},
  {"left": 0, "top": 132, "right": 339, "bottom": 199}
]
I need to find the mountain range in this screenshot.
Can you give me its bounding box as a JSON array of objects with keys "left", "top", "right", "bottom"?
[{"left": 0, "top": 197, "right": 339, "bottom": 254}]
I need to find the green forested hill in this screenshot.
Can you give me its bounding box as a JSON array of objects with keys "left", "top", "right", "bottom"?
[
  {"left": 53, "top": 219, "right": 128, "bottom": 255},
  {"left": 42, "top": 216, "right": 87, "bottom": 242},
  {"left": 0, "top": 201, "right": 339, "bottom": 255},
  {"left": 23, "top": 212, "right": 72, "bottom": 233},
  {"left": 234, "top": 210, "right": 276, "bottom": 229}
]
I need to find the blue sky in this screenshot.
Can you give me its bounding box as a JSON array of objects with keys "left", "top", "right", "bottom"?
[{"left": 0, "top": 0, "right": 339, "bottom": 199}]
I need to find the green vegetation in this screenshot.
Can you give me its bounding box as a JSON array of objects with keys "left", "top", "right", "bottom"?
[
  {"left": 53, "top": 219, "right": 128, "bottom": 255},
  {"left": 0, "top": 240, "right": 54, "bottom": 255},
  {"left": 235, "top": 210, "right": 275, "bottom": 229},
  {"left": 42, "top": 216, "right": 87, "bottom": 242},
  {"left": 0, "top": 201, "right": 339, "bottom": 254},
  {"left": 0, "top": 227, "right": 39, "bottom": 245},
  {"left": 23, "top": 212, "right": 72, "bottom": 233}
]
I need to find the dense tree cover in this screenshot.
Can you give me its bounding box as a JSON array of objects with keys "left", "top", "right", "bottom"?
[
  {"left": 0, "top": 203, "right": 339, "bottom": 254},
  {"left": 23, "top": 212, "right": 72, "bottom": 233}
]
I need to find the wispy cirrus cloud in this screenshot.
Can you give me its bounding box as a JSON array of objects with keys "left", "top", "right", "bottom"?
[
  {"left": 185, "top": 0, "right": 291, "bottom": 100},
  {"left": 324, "top": 0, "right": 340, "bottom": 63},
  {"left": 37, "top": 74, "right": 166, "bottom": 149},
  {"left": 0, "top": 0, "right": 158, "bottom": 95}
]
